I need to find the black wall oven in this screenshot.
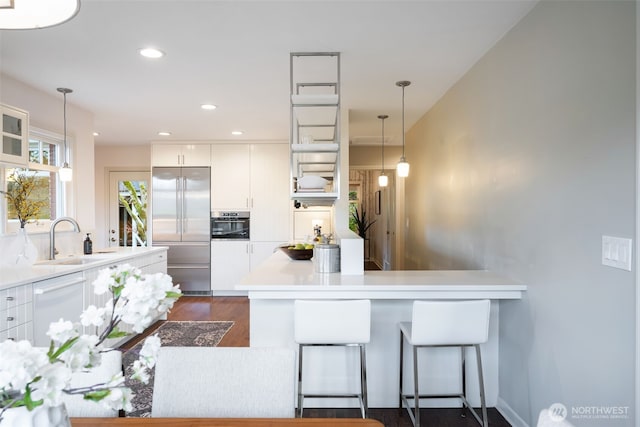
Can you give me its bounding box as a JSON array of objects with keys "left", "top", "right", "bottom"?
[{"left": 211, "top": 211, "right": 250, "bottom": 240}]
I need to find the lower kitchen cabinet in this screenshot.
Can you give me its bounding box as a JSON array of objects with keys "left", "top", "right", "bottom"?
[
  {"left": 250, "top": 241, "right": 282, "bottom": 269},
  {"left": 33, "top": 272, "right": 85, "bottom": 346},
  {"left": 0, "top": 282, "right": 33, "bottom": 342},
  {"left": 211, "top": 241, "right": 250, "bottom": 294},
  {"left": 211, "top": 241, "right": 282, "bottom": 294}
]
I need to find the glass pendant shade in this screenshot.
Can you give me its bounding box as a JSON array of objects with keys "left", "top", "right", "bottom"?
[
  {"left": 59, "top": 164, "right": 72, "bottom": 182},
  {"left": 0, "top": 0, "right": 80, "bottom": 30},
  {"left": 378, "top": 174, "right": 388, "bottom": 187},
  {"left": 397, "top": 157, "right": 410, "bottom": 178}
]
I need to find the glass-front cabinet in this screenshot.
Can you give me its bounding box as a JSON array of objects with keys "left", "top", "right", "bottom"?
[{"left": 1, "top": 104, "right": 29, "bottom": 167}]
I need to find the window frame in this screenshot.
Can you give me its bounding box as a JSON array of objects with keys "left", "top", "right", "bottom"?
[{"left": 1, "top": 128, "right": 68, "bottom": 235}]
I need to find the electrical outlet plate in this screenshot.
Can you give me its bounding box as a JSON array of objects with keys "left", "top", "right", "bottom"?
[{"left": 602, "top": 235, "right": 633, "bottom": 271}]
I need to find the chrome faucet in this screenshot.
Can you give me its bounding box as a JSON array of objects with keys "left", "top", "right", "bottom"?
[{"left": 49, "top": 217, "right": 81, "bottom": 260}]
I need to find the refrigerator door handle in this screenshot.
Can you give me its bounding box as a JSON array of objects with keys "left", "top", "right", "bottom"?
[
  {"left": 175, "top": 177, "right": 181, "bottom": 235},
  {"left": 182, "top": 175, "right": 188, "bottom": 234}
]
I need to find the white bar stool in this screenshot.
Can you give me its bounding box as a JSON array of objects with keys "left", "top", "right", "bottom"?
[
  {"left": 294, "top": 299, "right": 371, "bottom": 418},
  {"left": 399, "top": 299, "right": 491, "bottom": 427}
]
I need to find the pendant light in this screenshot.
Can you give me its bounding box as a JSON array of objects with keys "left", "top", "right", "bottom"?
[
  {"left": 396, "top": 80, "right": 411, "bottom": 178},
  {"left": 378, "top": 114, "right": 389, "bottom": 187},
  {"left": 57, "top": 87, "right": 73, "bottom": 182},
  {"left": 0, "top": 0, "right": 80, "bottom": 30}
]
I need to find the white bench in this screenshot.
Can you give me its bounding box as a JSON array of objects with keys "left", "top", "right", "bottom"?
[{"left": 152, "top": 347, "right": 296, "bottom": 418}]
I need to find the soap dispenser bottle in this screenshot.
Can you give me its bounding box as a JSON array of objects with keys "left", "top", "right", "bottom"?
[{"left": 83, "top": 233, "right": 93, "bottom": 255}]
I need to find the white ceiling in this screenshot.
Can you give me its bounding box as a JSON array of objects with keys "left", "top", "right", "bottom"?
[{"left": 0, "top": 0, "right": 536, "bottom": 147}]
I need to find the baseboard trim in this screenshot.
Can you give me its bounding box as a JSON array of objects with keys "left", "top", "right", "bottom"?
[{"left": 497, "top": 397, "right": 529, "bottom": 427}]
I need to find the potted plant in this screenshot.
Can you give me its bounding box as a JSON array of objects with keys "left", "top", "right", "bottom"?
[
  {"left": 1, "top": 170, "right": 46, "bottom": 229},
  {"left": 0, "top": 170, "right": 46, "bottom": 265},
  {"left": 351, "top": 207, "right": 376, "bottom": 239}
]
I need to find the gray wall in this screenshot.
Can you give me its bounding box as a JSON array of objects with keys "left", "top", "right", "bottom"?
[{"left": 403, "top": 1, "right": 636, "bottom": 425}]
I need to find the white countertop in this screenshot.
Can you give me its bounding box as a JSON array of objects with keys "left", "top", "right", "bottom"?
[
  {"left": 237, "top": 251, "right": 526, "bottom": 300},
  {"left": 0, "top": 246, "right": 167, "bottom": 289}
]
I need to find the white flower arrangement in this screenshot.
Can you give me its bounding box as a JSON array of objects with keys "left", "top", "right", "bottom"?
[{"left": 0, "top": 264, "right": 182, "bottom": 420}]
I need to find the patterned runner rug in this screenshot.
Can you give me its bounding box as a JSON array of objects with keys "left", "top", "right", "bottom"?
[{"left": 122, "top": 320, "right": 234, "bottom": 417}]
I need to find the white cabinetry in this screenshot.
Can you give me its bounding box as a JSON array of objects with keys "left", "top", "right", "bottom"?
[
  {"left": 152, "top": 144, "right": 211, "bottom": 167},
  {"left": 210, "top": 241, "right": 279, "bottom": 294},
  {"left": 211, "top": 144, "right": 251, "bottom": 209},
  {"left": 33, "top": 272, "right": 85, "bottom": 346},
  {"left": 209, "top": 143, "right": 290, "bottom": 294},
  {"left": 250, "top": 143, "right": 290, "bottom": 242},
  {"left": 0, "top": 282, "right": 33, "bottom": 342},
  {"left": 1, "top": 104, "right": 29, "bottom": 167},
  {"left": 211, "top": 241, "right": 250, "bottom": 294},
  {"left": 249, "top": 242, "right": 279, "bottom": 270}
]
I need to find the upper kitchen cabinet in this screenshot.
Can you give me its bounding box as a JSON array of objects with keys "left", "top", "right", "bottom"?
[
  {"left": 210, "top": 143, "right": 290, "bottom": 243},
  {"left": 251, "top": 143, "right": 290, "bottom": 242},
  {"left": 290, "top": 52, "right": 340, "bottom": 205},
  {"left": 151, "top": 144, "right": 211, "bottom": 167},
  {"left": 210, "top": 144, "right": 251, "bottom": 209},
  {"left": 0, "top": 104, "right": 29, "bottom": 167}
]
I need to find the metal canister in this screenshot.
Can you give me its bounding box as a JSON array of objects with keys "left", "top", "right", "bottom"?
[{"left": 313, "top": 243, "right": 340, "bottom": 273}]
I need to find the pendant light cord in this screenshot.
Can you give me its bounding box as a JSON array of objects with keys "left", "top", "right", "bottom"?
[
  {"left": 57, "top": 87, "right": 73, "bottom": 167},
  {"left": 63, "top": 91, "right": 68, "bottom": 164},
  {"left": 401, "top": 84, "right": 405, "bottom": 158},
  {"left": 378, "top": 114, "right": 388, "bottom": 173},
  {"left": 382, "top": 118, "right": 385, "bottom": 172}
]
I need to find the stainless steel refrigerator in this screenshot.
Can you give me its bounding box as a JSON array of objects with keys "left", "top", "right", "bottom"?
[{"left": 152, "top": 167, "right": 211, "bottom": 294}]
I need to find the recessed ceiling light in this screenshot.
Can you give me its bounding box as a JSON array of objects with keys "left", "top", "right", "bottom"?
[
  {"left": 93, "top": 132, "right": 100, "bottom": 137},
  {"left": 158, "top": 131, "right": 171, "bottom": 136},
  {"left": 139, "top": 48, "right": 165, "bottom": 59},
  {"left": 231, "top": 131, "right": 243, "bottom": 136},
  {"left": 201, "top": 104, "right": 217, "bottom": 111}
]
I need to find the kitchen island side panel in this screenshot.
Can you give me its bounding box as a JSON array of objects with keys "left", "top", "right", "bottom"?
[{"left": 249, "top": 298, "right": 500, "bottom": 408}]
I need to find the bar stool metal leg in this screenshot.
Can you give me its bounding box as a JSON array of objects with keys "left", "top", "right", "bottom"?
[
  {"left": 360, "top": 344, "right": 369, "bottom": 418},
  {"left": 297, "top": 344, "right": 304, "bottom": 418},
  {"left": 398, "top": 331, "right": 404, "bottom": 412},
  {"left": 475, "top": 344, "right": 488, "bottom": 427},
  {"left": 412, "top": 345, "right": 420, "bottom": 427},
  {"left": 461, "top": 346, "right": 467, "bottom": 419}
]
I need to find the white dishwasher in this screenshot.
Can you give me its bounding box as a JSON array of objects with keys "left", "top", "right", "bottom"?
[{"left": 33, "top": 272, "right": 85, "bottom": 346}]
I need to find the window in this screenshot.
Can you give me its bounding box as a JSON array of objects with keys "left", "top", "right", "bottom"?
[{"left": 2, "top": 128, "right": 67, "bottom": 234}]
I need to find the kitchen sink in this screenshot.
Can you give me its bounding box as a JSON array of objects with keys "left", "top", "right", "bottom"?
[{"left": 35, "top": 256, "right": 107, "bottom": 266}]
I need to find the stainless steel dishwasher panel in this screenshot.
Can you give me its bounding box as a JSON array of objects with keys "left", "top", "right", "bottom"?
[
  {"left": 161, "top": 242, "right": 211, "bottom": 294},
  {"left": 33, "top": 272, "right": 85, "bottom": 346}
]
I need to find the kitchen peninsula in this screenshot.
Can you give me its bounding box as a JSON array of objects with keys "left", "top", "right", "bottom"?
[{"left": 237, "top": 249, "right": 526, "bottom": 409}]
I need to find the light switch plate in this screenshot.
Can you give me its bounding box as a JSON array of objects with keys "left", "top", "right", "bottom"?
[{"left": 602, "top": 235, "right": 633, "bottom": 271}]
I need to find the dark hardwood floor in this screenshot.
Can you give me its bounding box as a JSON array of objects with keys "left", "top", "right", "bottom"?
[{"left": 122, "top": 296, "right": 511, "bottom": 427}]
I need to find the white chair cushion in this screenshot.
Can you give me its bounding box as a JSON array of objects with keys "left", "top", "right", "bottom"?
[
  {"left": 62, "top": 350, "right": 122, "bottom": 417},
  {"left": 151, "top": 347, "right": 295, "bottom": 418},
  {"left": 294, "top": 299, "right": 371, "bottom": 344},
  {"left": 408, "top": 300, "right": 491, "bottom": 345}
]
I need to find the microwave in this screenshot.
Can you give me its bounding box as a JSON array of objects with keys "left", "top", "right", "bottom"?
[{"left": 211, "top": 211, "right": 250, "bottom": 240}]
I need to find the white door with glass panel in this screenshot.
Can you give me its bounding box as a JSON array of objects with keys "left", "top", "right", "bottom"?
[{"left": 108, "top": 171, "right": 149, "bottom": 248}]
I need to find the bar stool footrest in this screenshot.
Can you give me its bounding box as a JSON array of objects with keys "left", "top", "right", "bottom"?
[{"left": 400, "top": 394, "right": 486, "bottom": 427}]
